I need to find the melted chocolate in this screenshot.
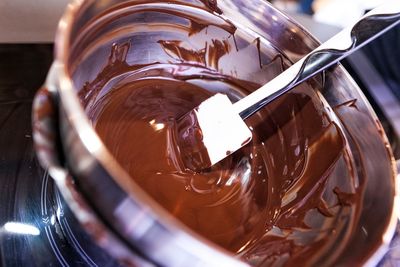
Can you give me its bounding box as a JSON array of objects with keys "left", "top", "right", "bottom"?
[
  {"left": 175, "top": 107, "right": 213, "bottom": 171},
  {"left": 76, "top": 1, "right": 360, "bottom": 266}
]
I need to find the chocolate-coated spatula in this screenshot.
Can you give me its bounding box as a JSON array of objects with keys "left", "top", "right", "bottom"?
[{"left": 177, "top": 2, "right": 400, "bottom": 171}]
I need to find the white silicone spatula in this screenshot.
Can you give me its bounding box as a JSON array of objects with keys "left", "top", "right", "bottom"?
[{"left": 176, "top": 2, "right": 400, "bottom": 171}]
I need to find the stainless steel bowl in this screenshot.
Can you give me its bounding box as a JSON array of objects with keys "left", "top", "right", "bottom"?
[{"left": 32, "top": 0, "right": 398, "bottom": 266}]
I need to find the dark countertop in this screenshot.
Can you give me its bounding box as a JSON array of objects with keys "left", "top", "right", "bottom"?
[{"left": 0, "top": 44, "right": 120, "bottom": 267}]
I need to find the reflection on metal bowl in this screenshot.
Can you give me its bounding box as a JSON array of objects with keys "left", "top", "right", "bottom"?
[{"left": 32, "top": 0, "right": 397, "bottom": 266}]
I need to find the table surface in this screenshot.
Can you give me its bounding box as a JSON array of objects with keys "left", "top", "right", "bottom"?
[{"left": 0, "top": 44, "right": 123, "bottom": 267}]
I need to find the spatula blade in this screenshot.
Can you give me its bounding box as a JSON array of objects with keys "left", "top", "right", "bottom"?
[{"left": 177, "top": 93, "right": 252, "bottom": 170}]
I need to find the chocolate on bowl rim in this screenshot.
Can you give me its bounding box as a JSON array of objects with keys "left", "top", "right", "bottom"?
[{"left": 42, "top": 0, "right": 399, "bottom": 266}]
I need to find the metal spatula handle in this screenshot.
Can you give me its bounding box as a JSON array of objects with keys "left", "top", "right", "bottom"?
[{"left": 234, "top": 2, "right": 400, "bottom": 119}]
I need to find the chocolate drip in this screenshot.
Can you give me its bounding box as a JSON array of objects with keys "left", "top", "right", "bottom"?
[
  {"left": 199, "top": 0, "right": 222, "bottom": 14},
  {"left": 158, "top": 38, "right": 231, "bottom": 70}
]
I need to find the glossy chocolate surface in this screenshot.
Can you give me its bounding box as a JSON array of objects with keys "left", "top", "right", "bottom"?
[{"left": 75, "top": 2, "right": 362, "bottom": 265}]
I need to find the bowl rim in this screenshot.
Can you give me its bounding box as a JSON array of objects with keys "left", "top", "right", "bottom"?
[{"left": 52, "top": 0, "right": 399, "bottom": 266}]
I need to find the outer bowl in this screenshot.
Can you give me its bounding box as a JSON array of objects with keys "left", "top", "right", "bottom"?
[{"left": 32, "top": 0, "right": 398, "bottom": 266}]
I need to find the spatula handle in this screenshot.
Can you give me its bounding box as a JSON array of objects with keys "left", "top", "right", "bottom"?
[{"left": 234, "top": 2, "right": 400, "bottom": 120}]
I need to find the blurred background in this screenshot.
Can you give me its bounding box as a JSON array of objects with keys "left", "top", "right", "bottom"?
[{"left": 273, "top": 0, "right": 384, "bottom": 26}]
